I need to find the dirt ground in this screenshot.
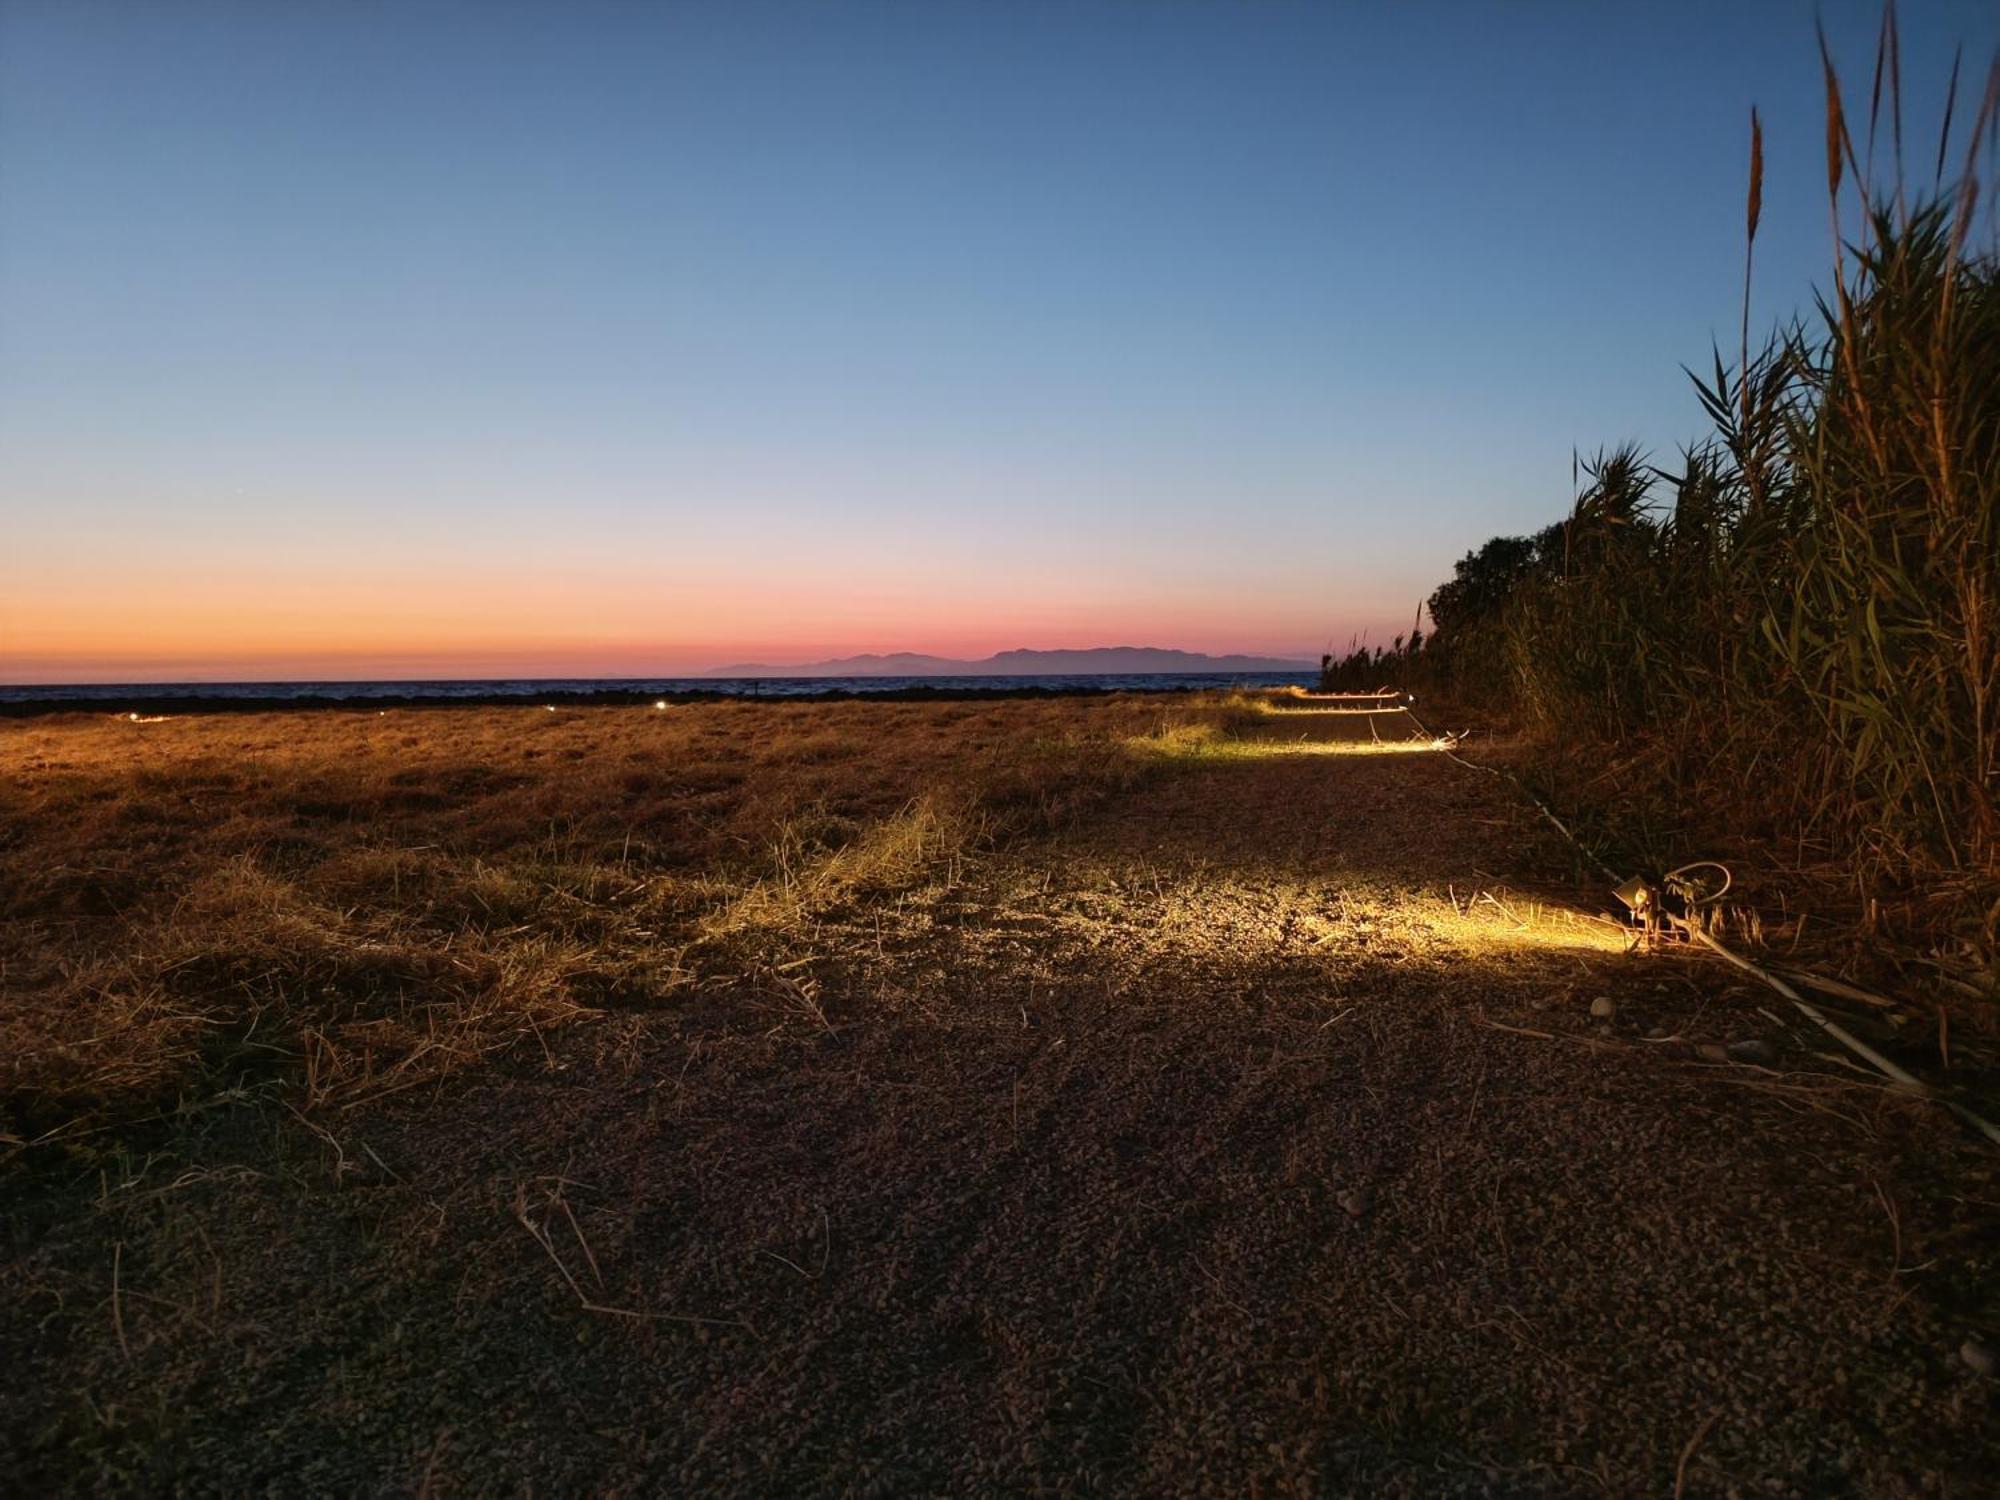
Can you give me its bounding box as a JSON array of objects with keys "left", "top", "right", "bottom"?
[{"left": 3, "top": 697, "right": 1997, "bottom": 1495}]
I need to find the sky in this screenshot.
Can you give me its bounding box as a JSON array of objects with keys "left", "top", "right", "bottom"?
[{"left": 4, "top": 0, "right": 1997, "bottom": 683}]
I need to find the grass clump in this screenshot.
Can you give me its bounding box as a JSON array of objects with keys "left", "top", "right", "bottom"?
[{"left": 706, "top": 794, "right": 975, "bottom": 937}]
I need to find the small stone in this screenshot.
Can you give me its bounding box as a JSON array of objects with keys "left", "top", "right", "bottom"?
[
  {"left": 1339, "top": 1187, "right": 1374, "bottom": 1219},
  {"left": 1589, "top": 996, "right": 1616, "bottom": 1020},
  {"left": 1696, "top": 1042, "right": 1730, "bottom": 1063},
  {"left": 1726, "top": 1038, "right": 1777, "bottom": 1066},
  {"left": 1963, "top": 1338, "right": 1996, "bottom": 1376}
]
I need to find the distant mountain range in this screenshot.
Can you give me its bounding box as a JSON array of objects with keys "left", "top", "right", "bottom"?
[{"left": 705, "top": 647, "right": 1317, "bottom": 678}]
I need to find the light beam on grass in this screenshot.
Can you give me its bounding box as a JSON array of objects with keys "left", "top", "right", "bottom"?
[
  {"left": 1132, "top": 728, "right": 1450, "bottom": 761},
  {"left": 1130, "top": 871, "right": 1634, "bottom": 960}
]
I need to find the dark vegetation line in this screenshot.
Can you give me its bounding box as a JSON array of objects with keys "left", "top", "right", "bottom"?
[
  {"left": 1326, "top": 17, "right": 2000, "bottom": 960},
  {"left": 0, "top": 680, "right": 1312, "bottom": 720}
]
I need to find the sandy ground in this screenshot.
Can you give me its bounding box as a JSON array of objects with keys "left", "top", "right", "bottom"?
[{"left": 3, "top": 702, "right": 1996, "bottom": 1495}]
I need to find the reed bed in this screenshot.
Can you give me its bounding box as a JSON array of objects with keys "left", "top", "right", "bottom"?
[{"left": 1330, "top": 19, "right": 2000, "bottom": 976}]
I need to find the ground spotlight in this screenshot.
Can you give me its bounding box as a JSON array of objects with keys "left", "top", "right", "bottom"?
[{"left": 1611, "top": 874, "right": 1656, "bottom": 921}]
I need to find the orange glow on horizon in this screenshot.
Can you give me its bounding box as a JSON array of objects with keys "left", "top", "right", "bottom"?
[{"left": 0, "top": 561, "right": 1359, "bottom": 684}]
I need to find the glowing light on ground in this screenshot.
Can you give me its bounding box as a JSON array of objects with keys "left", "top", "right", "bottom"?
[
  {"left": 1251, "top": 706, "right": 1418, "bottom": 717},
  {"left": 1417, "top": 894, "right": 1635, "bottom": 955},
  {"left": 1133, "top": 730, "right": 1449, "bottom": 761}
]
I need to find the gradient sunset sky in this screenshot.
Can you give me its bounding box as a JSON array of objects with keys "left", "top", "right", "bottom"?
[{"left": 4, "top": 1, "right": 1996, "bottom": 683}]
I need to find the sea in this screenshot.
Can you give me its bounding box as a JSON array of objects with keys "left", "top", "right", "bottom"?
[{"left": 1, "top": 671, "right": 1320, "bottom": 711}]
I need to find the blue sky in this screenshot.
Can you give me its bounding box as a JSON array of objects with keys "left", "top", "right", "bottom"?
[{"left": 3, "top": 0, "right": 1996, "bottom": 680}]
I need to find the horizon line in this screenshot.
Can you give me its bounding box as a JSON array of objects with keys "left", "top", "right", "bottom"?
[{"left": 0, "top": 643, "right": 1330, "bottom": 689}]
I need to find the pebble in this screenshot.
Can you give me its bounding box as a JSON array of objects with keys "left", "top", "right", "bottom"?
[
  {"left": 1726, "top": 1038, "right": 1777, "bottom": 1066},
  {"left": 1697, "top": 1043, "right": 1730, "bottom": 1063},
  {"left": 1589, "top": 996, "right": 1616, "bottom": 1020},
  {"left": 1339, "top": 1187, "right": 1374, "bottom": 1219},
  {"left": 1964, "top": 1338, "right": 1996, "bottom": 1377}
]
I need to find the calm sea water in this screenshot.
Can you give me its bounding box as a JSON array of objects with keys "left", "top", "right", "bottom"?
[{"left": 1, "top": 672, "right": 1319, "bottom": 707}]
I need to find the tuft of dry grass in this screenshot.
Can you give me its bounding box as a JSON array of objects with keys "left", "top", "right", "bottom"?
[{"left": 705, "top": 794, "right": 976, "bottom": 938}]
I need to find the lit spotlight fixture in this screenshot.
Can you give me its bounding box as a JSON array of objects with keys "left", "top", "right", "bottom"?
[{"left": 1611, "top": 874, "right": 1656, "bottom": 921}]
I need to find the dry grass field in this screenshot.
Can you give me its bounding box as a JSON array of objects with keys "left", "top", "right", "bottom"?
[
  {"left": 0, "top": 697, "right": 1157, "bottom": 1130},
  {"left": 3, "top": 696, "right": 1997, "bottom": 1494}
]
